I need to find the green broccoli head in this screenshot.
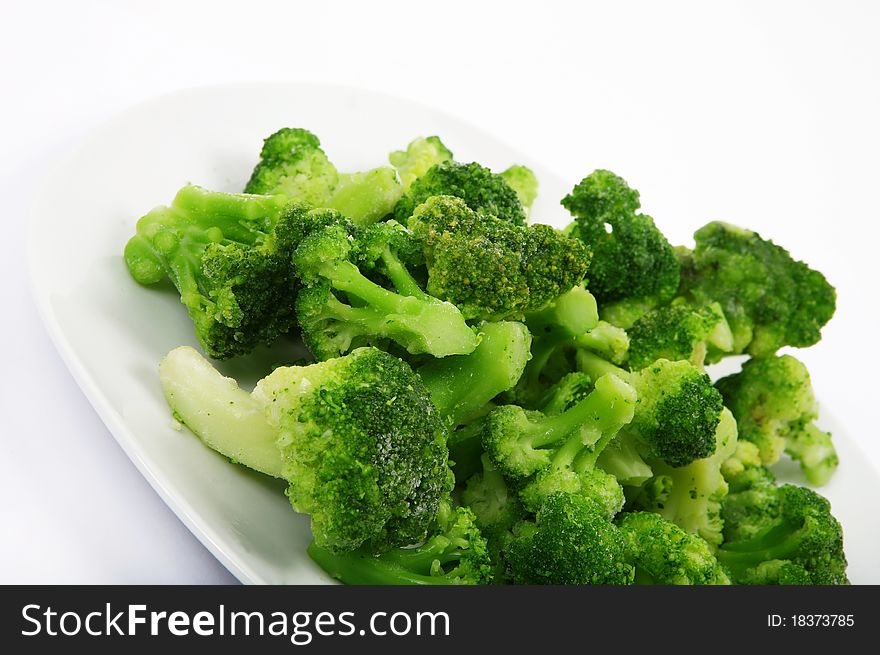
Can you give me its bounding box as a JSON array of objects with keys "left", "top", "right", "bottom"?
[
  {"left": 410, "top": 195, "right": 591, "bottom": 320},
  {"left": 123, "top": 185, "right": 302, "bottom": 359},
  {"left": 254, "top": 347, "right": 453, "bottom": 553},
  {"left": 503, "top": 493, "right": 634, "bottom": 585},
  {"left": 292, "top": 217, "right": 478, "bottom": 360},
  {"left": 307, "top": 503, "right": 493, "bottom": 585},
  {"left": 618, "top": 512, "right": 730, "bottom": 584},
  {"left": 627, "top": 359, "right": 724, "bottom": 467},
  {"left": 716, "top": 354, "right": 838, "bottom": 486},
  {"left": 717, "top": 484, "right": 848, "bottom": 585},
  {"left": 630, "top": 407, "right": 739, "bottom": 548},
  {"left": 720, "top": 441, "right": 782, "bottom": 543},
  {"left": 389, "top": 136, "right": 454, "bottom": 191},
  {"left": 678, "top": 221, "right": 836, "bottom": 356},
  {"left": 562, "top": 170, "right": 679, "bottom": 323},
  {"left": 394, "top": 160, "right": 527, "bottom": 225},
  {"left": 626, "top": 302, "right": 734, "bottom": 370},
  {"left": 243, "top": 128, "right": 338, "bottom": 205},
  {"left": 499, "top": 164, "right": 539, "bottom": 213}
]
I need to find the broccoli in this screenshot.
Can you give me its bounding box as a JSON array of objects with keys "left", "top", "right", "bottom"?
[
  {"left": 716, "top": 484, "right": 848, "bottom": 585},
  {"left": 159, "top": 345, "right": 452, "bottom": 553},
  {"left": 626, "top": 302, "right": 734, "bottom": 370},
  {"left": 123, "top": 185, "right": 301, "bottom": 359},
  {"left": 410, "top": 195, "right": 591, "bottom": 320},
  {"left": 244, "top": 128, "right": 338, "bottom": 205},
  {"left": 577, "top": 352, "right": 723, "bottom": 468},
  {"left": 307, "top": 503, "right": 492, "bottom": 585},
  {"left": 461, "top": 454, "right": 527, "bottom": 578},
  {"left": 499, "top": 164, "right": 538, "bottom": 213},
  {"left": 389, "top": 136, "right": 453, "bottom": 191},
  {"left": 535, "top": 371, "right": 594, "bottom": 416},
  {"left": 419, "top": 320, "right": 533, "bottom": 427},
  {"left": 716, "top": 354, "right": 838, "bottom": 486},
  {"left": 244, "top": 127, "right": 402, "bottom": 226},
  {"left": 562, "top": 170, "right": 679, "bottom": 327},
  {"left": 574, "top": 321, "right": 630, "bottom": 365},
  {"left": 630, "top": 408, "right": 739, "bottom": 548},
  {"left": 677, "top": 221, "right": 836, "bottom": 356},
  {"left": 293, "top": 218, "right": 478, "bottom": 360},
  {"left": 720, "top": 441, "right": 782, "bottom": 543},
  {"left": 483, "top": 373, "right": 637, "bottom": 517},
  {"left": 618, "top": 512, "right": 730, "bottom": 584},
  {"left": 395, "top": 160, "right": 527, "bottom": 225},
  {"left": 503, "top": 493, "right": 634, "bottom": 585}
]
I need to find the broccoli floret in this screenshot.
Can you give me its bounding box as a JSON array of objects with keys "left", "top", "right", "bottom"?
[
  {"left": 716, "top": 484, "right": 848, "bottom": 584},
  {"left": 461, "top": 454, "right": 527, "bottom": 579},
  {"left": 293, "top": 218, "right": 478, "bottom": 360},
  {"left": 245, "top": 128, "right": 402, "bottom": 226},
  {"left": 562, "top": 170, "right": 679, "bottom": 326},
  {"left": 503, "top": 493, "right": 634, "bottom": 585},
  {"left": 389, "top": 136, "right": 453, "bottom": 191},
  {"left": 536, "top": 371, "right": 594, "bottom": 416},
  {"left": 618, "top": 512, "right": 730, "bottom": 584},
  {"left": 626, "top": 302, "right": 734, "bottom": 370},
  {"left": 123, "top": 185, "right": 301, "bottom": 359},
  {"left": 716, "top": 354, "right": 838, "bottom": 486},
  {"left": 678, "top": 221, "right": 836, "bottom": 356},
  {"left": 159, "top": 345, "right": 452, "bottom": 553},
  {"left": 308, "top": 503, "right": 492, "bottom": 585},
  {"left": 244, "top": 128, "right": 338, "bottom": 206},
  {"left": 395, "top": 161, "right": 527, "bottom": 225},
  {"left": 483, "top": 373, "right": 636, "bottom": 517},
  {"left": 410, "top": 195, "right": 591, "bottom": 320},
  {"left": 578, "top": 352, "right": 723, "bottom": 468},
  {"left": 499, "top": 164, "right": 539, "bottom": 213},
  {"left": 419, "top": 320, "right": 532, "bottom": 427},
  {"left": 720, "top": 441, "right": 782, "bottom": 543},
  {"left": 630, "top": 408, "right": 739, "bottom": 548}
]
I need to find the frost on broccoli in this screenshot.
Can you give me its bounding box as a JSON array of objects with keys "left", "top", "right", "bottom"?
[
  {"left": 716, "top": 354, "right": 838, "bottom": 486},
  {"left": 410, "top": 195, "right": 591, "bottom": 320},
  {"left": 562, "top": 170, "right": 679, "bottom": 327},
  {"left": 123, "top": 185, "right": 302, "bottom": 359},
  {"left": 395, "top": 160, "right": 527, "bottom": 225},
  {"left": 160, "top": 345, "right": 452, "bottom": 553},
  {"left": 678, "top": 222, "right": 836, "bottom": 356}
]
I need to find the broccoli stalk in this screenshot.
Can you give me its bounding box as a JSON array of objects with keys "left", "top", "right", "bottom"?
[
  {"left": 123, "top": 185, "right": 300, "bottom": 359},
  {"left": 419, "top": 320, "right": 533, "bottom": 426},
  {"left": 159, "top": 345, "right": 452, "bottom": 553},
  {"left": 484, "top": 373, "right": 637, "bottom": 517},
  {"left": 308, "top": 504, "right": 492, "bottom": 585},
  {"left": 294, "top": 221, "right": 478, "bottom": 359},
  {"left": 499, "top": 165, "right": 539, "bottom": 213}
]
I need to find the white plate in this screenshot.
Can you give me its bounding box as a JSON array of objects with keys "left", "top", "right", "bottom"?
[{"left": 28, "top": 83, "right": 880, "bottom": 584}]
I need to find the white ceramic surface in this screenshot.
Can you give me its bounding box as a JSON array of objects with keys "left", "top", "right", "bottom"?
[{"left": 28, "top": 83, "right": 880, "bottom": 583}]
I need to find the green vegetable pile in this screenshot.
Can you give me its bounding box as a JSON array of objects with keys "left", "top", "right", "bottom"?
[{"left": 125, "top": 128, "right": 846, "bottom": 585}]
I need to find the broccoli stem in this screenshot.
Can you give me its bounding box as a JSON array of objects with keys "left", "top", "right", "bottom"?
[
  {"left": 307, "top": 542, "right": 460, "bottom": 586},
  {"left": 576, "top": 349, "right": 632, "bottom": 383},
  {"left": 378, "top": 248, "right": 429, "bottom": 300},
  {"left": 320, "top": 259, "right": 477, "bottom": 356},
  {"left": 419, "top": 321, "right": 532, "bottom": 425},
  {"left": 159, "top": 347, "right": 283, "bottom": 477}
]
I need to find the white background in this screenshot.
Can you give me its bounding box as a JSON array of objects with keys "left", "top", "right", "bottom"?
[{"left": 2, "top": 0, "right": 878, "bottom": 583}]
